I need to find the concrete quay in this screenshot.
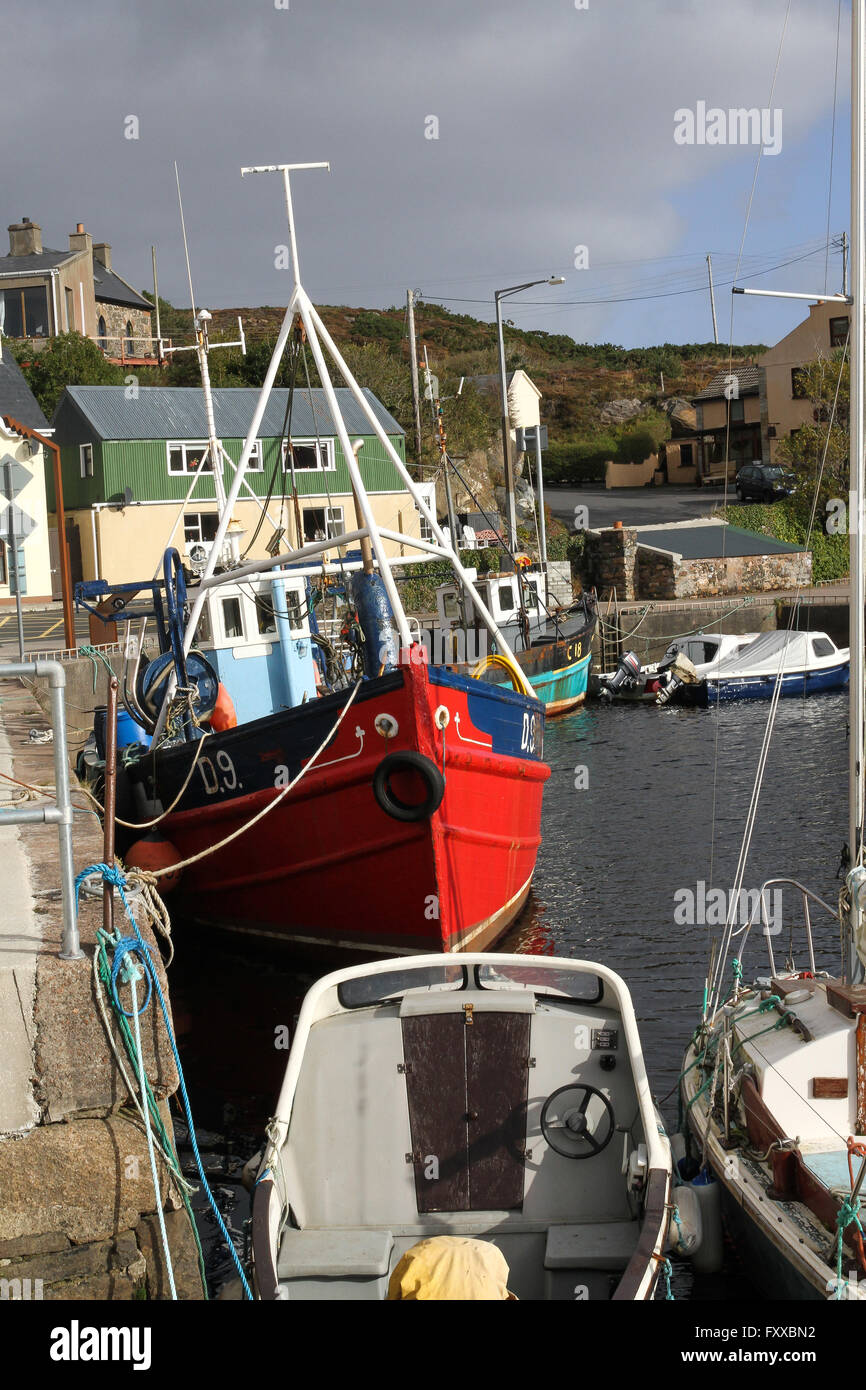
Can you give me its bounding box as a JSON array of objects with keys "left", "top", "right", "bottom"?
[{"left": 0, "top": 665, "right": 202, "bottom": 1300}]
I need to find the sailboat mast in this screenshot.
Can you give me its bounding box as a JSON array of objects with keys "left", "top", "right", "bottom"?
[{"left": 849, "top": 0, "right": 866, "bottom": 982}]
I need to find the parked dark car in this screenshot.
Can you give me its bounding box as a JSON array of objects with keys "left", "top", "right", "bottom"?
[{"left": 735, "top": 464, "right": 797, "bottom": 503}]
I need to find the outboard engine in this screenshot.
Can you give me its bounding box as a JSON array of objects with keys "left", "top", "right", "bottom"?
[
  {"left": 655, "top": 651, "right": 699, "bottom": 705},
  {"left": 598, "top": 650, "right": 642, "bottom": 700}
]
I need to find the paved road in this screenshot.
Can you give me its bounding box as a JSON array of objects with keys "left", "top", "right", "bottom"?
[
  {"left": 546, "top": 485, "right": 723, "bottom": 531},
  {"left": 0, "top": 607, "right": 90, "bottom": 656}
]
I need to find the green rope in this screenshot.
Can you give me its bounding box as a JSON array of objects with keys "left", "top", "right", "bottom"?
[
  {"left": 833, "top": 1194, "right": 864, "bottom": 1300},
  {"left": 657, "top": 1256, "right": 675, "bottom": 1300},
  {"left": 79, "top": 644, "right": 118, "bottom": 695},
  {"left": 95, "top": 928, "right": 209, "bottom": 1298}
]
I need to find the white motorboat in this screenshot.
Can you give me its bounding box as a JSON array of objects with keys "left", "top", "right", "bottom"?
[{"left": 251, "top": 953, "right": 672, "bottom": 1300}]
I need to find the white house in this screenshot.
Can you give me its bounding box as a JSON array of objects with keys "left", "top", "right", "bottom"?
[{"left": 0, "top": 348, "right": 53, "bottom": 605}]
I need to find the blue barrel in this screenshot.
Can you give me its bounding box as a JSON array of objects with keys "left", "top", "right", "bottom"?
[{"left": 94, "top": 705, "right": 151, "bottom": 758}]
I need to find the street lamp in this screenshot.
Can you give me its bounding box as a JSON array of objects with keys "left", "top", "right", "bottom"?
[{"left": 495, "top": 276, "right": 565, "bottom": 554}]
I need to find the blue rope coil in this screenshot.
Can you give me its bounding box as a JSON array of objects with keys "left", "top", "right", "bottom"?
[{"left": 75, "top": 862, "right": 254, "bottom": 1301}]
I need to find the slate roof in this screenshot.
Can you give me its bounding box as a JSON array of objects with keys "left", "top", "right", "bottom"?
[
  {"left": 0, "top": 353, "right": 49, "bottom": 431},
  {"left": 57, "top": 385, "right": 406, "bottom": 442},
  {"left": 92, "top": 262, "right": 152, "bottom": 311},
  {"left": 693, "top": 366, "right": 764, "bottom": 402},
  {"left": 0, "top": 247, "right": 73, "bottom": 275},
  {"left": 636, "top": 523, "right": 805, "bottom": 559}
]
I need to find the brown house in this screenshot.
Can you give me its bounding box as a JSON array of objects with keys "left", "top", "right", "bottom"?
[{"left": 0, "top": 218, "right": 156, "bottom": 364}]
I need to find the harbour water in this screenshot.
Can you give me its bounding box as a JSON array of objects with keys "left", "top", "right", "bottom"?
[{"left": 170, "top": 689, "right": 849, "bottom": 1298}]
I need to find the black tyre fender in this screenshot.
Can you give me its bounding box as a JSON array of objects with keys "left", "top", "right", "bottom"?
[{"left": 372, "top": 751, "right": 445, "bottom": 822}]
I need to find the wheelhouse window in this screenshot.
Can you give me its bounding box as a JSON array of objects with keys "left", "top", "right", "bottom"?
[
  {"left": 812, "top": 637, "right": 835, "bottom": 658},
  {"left": 302, "top": 506, "right": 344, "bottom": 543},
  {"left": 221, "top": 597, "right": 244, "bottom": 639},
  {"left": 80, "top": 444, "right": 94, "bottom": 479},
  {"left": 1, "top": 286, "right": 50, "bottom": 337},
  {"left": 830, "top": 316, "right": 849, "bottom": 348},
  {"left": 183, "top": 512, "right": 219, "bottom": 544},
  {"left": 255, "top": 593, "right": 277, "bottom": 636},
  {"left": 282, "top": 438, "right": 335, "bottom": 472}
]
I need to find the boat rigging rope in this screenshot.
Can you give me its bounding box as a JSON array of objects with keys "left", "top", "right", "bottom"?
[
  {"left": 125, "top": 677, "right": 363, "bottom": 881},
  {"left": 75, "top": 863, "right": 254, "bottom": 1300}
]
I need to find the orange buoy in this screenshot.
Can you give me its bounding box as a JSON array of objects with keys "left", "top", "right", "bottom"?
[
  {"left": 210, "top": 683, "right": 238, "bottom": 732},
  {"left": 125, "top": 831, "right": 184, "bottom": 893}
]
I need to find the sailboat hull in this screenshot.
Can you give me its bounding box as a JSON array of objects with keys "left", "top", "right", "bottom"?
[{"left": 126, "top": 657, "right": 549, "bottom": 956}]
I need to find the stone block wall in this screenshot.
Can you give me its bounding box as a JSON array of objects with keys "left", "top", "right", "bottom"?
[
  {"left": 589, "top": 527, "right": 812, "bottom": 601},
  {"left": 95, "top": 303, "right": 153, "bottom": 357}
]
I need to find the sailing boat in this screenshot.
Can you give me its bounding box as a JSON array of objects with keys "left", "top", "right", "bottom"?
[
  {"left": 678, "top": 0, "right": 866, "bottom": 1300},
  {"left": 97, "top": 162, "right": 549, "bottom": 958}
]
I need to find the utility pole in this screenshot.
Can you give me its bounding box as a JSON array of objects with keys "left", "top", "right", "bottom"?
[
  {"left": 406, "top": 290, "right": 423, "bottom": 470},
  {"left": 707, "top": 253, "right": 719, "bottom": 345}
]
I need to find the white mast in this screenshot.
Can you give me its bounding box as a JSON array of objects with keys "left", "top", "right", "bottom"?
[{"left": 848, "top": 0, "right": 866, "bottom": 984}]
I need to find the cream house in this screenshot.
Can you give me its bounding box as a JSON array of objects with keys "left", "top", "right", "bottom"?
[{"left": 758, "top": 300, "right": 850, "bottom": 463}]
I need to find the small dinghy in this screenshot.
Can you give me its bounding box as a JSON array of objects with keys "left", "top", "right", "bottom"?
[{"left": 251, "top": 953, "right": 672, "bottom": 1300}]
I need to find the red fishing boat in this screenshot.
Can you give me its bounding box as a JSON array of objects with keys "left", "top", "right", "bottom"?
[{"left": 97, "top": 160, "right": 551, "bottom": 958}]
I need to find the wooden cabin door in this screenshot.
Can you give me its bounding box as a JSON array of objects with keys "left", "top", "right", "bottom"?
[{"left": 401, "top": 1009, "right": 530, "bottom": 1213}]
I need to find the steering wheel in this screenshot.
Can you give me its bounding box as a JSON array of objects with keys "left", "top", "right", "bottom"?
[{"left": 540, "top": 1084, "right": 615, "bottom": 1159}]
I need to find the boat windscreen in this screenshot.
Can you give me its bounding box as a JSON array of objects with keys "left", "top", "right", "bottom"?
[
  {"left": 338, "top": 964, "right": 466, "bottom": 1008},
  {"left": 475, "top": 963, "right": 603, "bottom": 1002}
]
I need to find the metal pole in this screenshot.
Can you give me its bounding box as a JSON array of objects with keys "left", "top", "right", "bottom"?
[
  {"left": 103, "top": 676, "right": 118, "bottom": 936},
  {"left": 535, "top": 427, "right": 548, "bottom": 605},
  {"left": 152, "top": 246, "right": 162, "bottom": 349},
  {"left": 843, "top": 231, "right": 850, "bottom": 298},
  {"left": 4, "top": 459, "right": 25, "bottom": 661},
  {"left": 496, "top": 291, "right": 518, "bottom": 555},
  {"left": 707, "top": 254, "right": 719, "bottom": 345},
  {"left": 407, "top": 290, "right": 423, "bottom": 470},
  {"left": 848, "top": 0, "right": 866, "bottom": 985}
]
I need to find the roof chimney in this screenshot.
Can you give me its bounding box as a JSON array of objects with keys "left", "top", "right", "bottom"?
[
  {"left": 93, "top": 242, "right": 112, "bottom": 271},
  {"left": 69, "top": 223, "right": 92, "bottom": 255},
  {"left": 8, "top": 219, "right": 43, "bottom": 256}
]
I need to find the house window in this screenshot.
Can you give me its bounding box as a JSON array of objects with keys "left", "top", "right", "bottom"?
[
  {"left": 282, "top": 438, "right": 335, "bottom": 472},
  {"left": 830, "top": 316, "right": 849, "bottom": 348},
  {"left": 302, "top": 506, "right": 344, "bottom": 543},
  {"left": 791, "top": 367, "right": 809, "bottom": 400},
  {"left": 417, "top": 508, "right": 434, "bottom": 543},
  {"left": 97, "top": 314, "right": 107, "bottom": 349},
  {"left": 125, "top": 321, "right": 134, "bottom": 356},
  {"left": 1, "top": 286, "right": 50, "bottom": 337},
  {"left": 679, "top": 443, "right": 693, "bottom": 468},
  {"left": 80, "top": 444, "right": 94, "bottom": 479},
  {"left": 183, "top": 512, "right": 220, "bottom": 544},
  {"left": 730, "top": 398, "right": 745, "bottom": 424},
  {"left": 167, "top": 441, "right": 213, "bottom": 475},
  {"left": 243, "top": 441, "right": 263, "bottom": 472}
]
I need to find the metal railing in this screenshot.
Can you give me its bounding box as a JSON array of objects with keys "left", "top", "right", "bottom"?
[
  {"left": 732, "top": 877, "right": 837, "bottom": 980},
  {"left": 0, "top": 661, "right": 81, "bottom": 960}
]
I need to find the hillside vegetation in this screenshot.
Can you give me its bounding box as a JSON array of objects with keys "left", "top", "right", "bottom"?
[{"left": 12, "top": 295, "right": 765, "bottom": 485}]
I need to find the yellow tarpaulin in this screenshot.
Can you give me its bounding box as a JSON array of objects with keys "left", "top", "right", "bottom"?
[{"left": 387, "top": 1236, "right": 516, "bottom": 1301}]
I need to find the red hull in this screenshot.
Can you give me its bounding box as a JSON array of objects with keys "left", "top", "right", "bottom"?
[{"left": 140, "top": 655, "right": 549, "bottom": 955}]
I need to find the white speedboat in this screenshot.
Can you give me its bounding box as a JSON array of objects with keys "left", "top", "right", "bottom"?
[
  {"left": 595, "top": 631, "right": 760, "bottom": 705},
  {"left": 251, "top": 954, "right": 672, "bottom": 1300}
]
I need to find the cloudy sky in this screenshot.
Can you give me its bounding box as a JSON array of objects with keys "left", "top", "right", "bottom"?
[{"left": 2, "top": 0, "right": 852, "bottom": 348}]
